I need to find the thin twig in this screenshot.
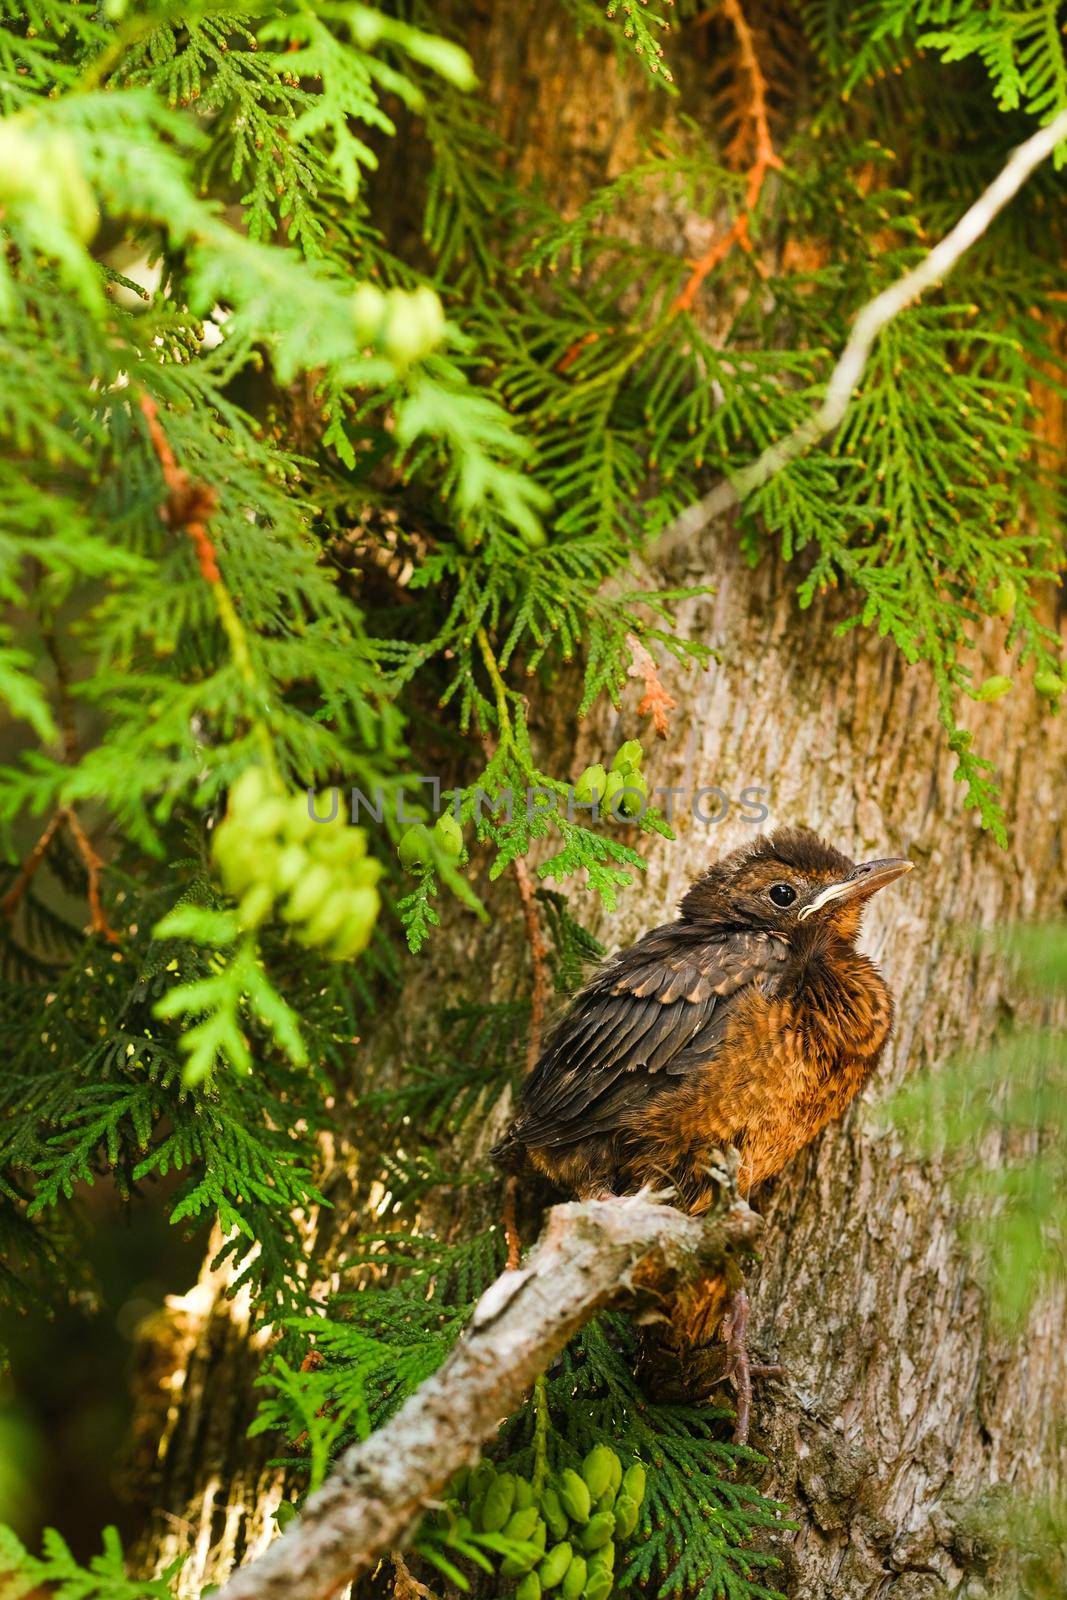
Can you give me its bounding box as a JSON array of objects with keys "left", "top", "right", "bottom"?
[
  {"left": 557, "top": 329, "right": 602, "bottom": 373},
  {"left": 138, "top": 389, "right": 278, "bottom": 774},
  {"left": 41, "top": 623, "right": 79, "bottom": 764},
  {"left": 659, "top": 107, "right": 1067, "bottom": 554},
  {"left": 0, "top": 811, "right": 64, "bottom": 921},
  {"left": 475, "top": 624, "right": 515, "bottom": 745},
  {"left": 626, "top": 632, "right": 677, "bottom": 737},
  {"left": 502, "top": 1174, "right": 522, "bottom": 1272},
  {"left": 62, "top": 807, "right": 121, "bottom": 944},
  {"left": 212, "top": 1193, "right": 762, "bottom": 1600},
  {"left": 557, "top": 0, "right": 778, "bottom": 370}
]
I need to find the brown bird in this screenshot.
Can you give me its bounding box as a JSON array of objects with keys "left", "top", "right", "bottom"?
[{"left": 494, "top": 826, "right": 912, "bottom": 1436}]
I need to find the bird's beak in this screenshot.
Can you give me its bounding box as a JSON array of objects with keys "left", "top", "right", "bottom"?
[{"left": 797, "top": 858, "right": 913, "bottom": 921}]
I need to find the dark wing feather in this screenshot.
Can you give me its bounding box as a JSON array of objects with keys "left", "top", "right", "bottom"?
[{"left": 513, "top": 924, "right": 789, "bottom": 1150}]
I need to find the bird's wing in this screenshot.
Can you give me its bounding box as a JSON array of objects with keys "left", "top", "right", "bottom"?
[{"left": 514, "top": 925, "right": 789, "bottom": 1150}]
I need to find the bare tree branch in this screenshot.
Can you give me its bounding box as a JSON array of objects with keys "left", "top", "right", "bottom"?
[
  {"left": 658, "top": 108, "right": 1067, "bottom": 556},
  {"left": 212, "top": 1193, "right": 762, "bottom": 1600}
]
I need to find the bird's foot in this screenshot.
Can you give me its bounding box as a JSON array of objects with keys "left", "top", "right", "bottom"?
[
  {"left": 720, "top": 1286, "right": 785, "bottom": 1445},
  {"left": 502, "top": 1174, "right": 521, "bottom": 1271}
]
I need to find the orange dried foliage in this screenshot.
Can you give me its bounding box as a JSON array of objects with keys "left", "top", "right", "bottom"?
[
  {"left": 627, "top": 632, "right": 677, "bottom": 737},
  {"left": 672, "top": 0, "right": 782, "bottom": 316}
]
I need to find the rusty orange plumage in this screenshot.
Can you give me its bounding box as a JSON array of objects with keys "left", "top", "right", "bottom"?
[{"left": 494, "top": 826, "right": 912, "bottom": 1437}]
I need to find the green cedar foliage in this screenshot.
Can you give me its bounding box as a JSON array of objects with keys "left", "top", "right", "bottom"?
[
  {"left": 0, "top": 1526, "right": 182, "bottom": 1600},
  {"left": 0, "top": 1, "right": 1065, "bottom": 1597}
]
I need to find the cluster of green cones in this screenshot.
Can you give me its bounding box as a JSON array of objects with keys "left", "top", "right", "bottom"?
[
  {"left": 429, "top": 1446, "right": 647, "bottom": 1600},
  {"left": 212, "top": 768, "right": 381, "bottom": 960}
]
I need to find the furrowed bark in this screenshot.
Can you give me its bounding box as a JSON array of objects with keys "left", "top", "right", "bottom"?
[{"left": 211, "top": 1195, "right": 762, "bottom": 1600}]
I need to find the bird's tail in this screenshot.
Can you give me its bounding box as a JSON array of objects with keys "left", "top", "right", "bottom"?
[
  {"left": 636, "top": 1274, "right": 731, "bottom": 1401},
  {"left": 673, "top": 1273, "right": 731, "bottom": 1347}
]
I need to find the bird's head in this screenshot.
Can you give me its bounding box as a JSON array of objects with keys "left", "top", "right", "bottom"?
[{"left": 678, "top": 826, "right": 912, "bottom": 943}]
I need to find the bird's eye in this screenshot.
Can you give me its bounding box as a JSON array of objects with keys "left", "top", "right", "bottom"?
[{"left": 768, "top": 883, "right": 797, "bottom": 907}]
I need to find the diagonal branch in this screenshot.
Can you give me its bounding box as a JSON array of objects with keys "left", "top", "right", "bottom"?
[
  {"left": 659, "top": 107, "right": 1067, "bottom": 555},
  {"left": 212, "top": 1193, "right": 762, "bottom": 1600},
  {"left": 0, "top": 811, "right": 64, "bottom": 921}
]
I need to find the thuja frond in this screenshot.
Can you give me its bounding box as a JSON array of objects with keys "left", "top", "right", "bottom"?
[
  {"left": 564, "top": 0, "right": 678, "bottom": 85},
  {"left": 256, "top": 1225, "right": 507, "bottom": 1471},
  {"left": 537, "top": 889, "right": 607, "bottom": 993},
  {"left": 836, "top": 0, "right": 1067, "bottom": 140},
  {"left": 363, "top": 998, "right": 528, "bottom": 1137},
  {"left": 0, "top": 0, "right": 108, "bottom": 110},
  {"left": 0, "top": 1526, "right": 182, "bottom": 1600}
]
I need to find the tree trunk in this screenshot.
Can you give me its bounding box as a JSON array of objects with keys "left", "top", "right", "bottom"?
[{"left": 133, "top": 8, "right": 1067, "bottom": 1596}]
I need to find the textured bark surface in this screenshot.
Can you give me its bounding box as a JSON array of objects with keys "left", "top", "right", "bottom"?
[{"left": 132, "top": 8, "right": 1067, "bottom": 1597}]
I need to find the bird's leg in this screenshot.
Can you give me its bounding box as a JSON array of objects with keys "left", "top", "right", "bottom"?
[
  {"left": 720, "top": 1285, "right": 785, "bottom": 1445},
  {"left": 502, "top": 1174, "right": 521, "bottom": 1270},
  {"left": 721, "top": 1285, "right": 755, "bottom": 1442},
  {"left": 501, "top": 1171, "right": 618, "bottom": 1274}
]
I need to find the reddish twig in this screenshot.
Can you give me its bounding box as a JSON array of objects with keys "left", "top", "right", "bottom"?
[
  {"left": 138, "top": 391, "right": 221, "bottom": 583},
  {"left": 671, "top": 0, "right": 781, "bottom": 316},
  {"left": 1, "top": 807, "right": 120, "bottom": 944},
  {"left": 557, "top": 330, "right": 602, "bottom": 373},
  {"left": 63, "top": 807, "right": 121, "bottom": 944},
  {"left": 138, "top": 389, "right": 270, "bottom": 766},
  {"left": 0, "top": 811, "right": 64, "bottom": 921}
]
